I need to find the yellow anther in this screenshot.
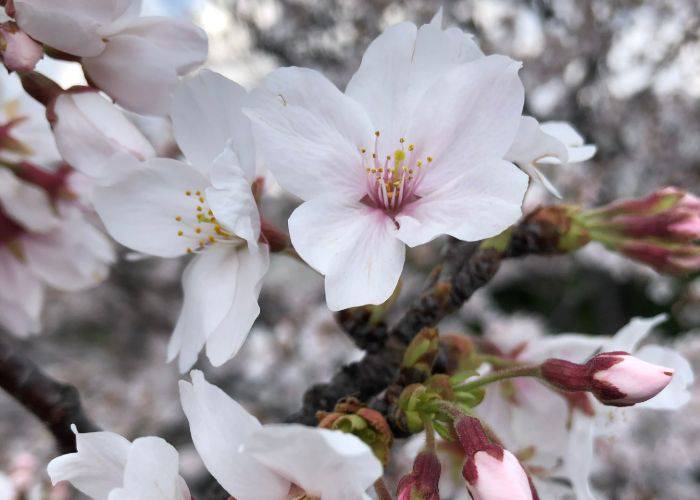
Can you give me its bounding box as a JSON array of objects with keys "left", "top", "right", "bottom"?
[
  {"left": 186, "top": 248, "right": 193, "bottom": 254},
  {"left": 198, "top": 239, "right": 205, "bottom": 247},
  {"left": 195, "top": 228, "right": 202, "bottom": 234},
  {"left": 196, "top": 206, "right": 203, "bottom": 212},
  {"left": 370, "top": 168, "right": 377, "bottom": 173},
  {"left": 427, "top": 156, "right": 433, "bottom": 163},
  {"left": 195, "top": 191, "right": 201, "bottom": 196},
  {"left": 378, "top": 168, "right": 384, "bottom": 173},
  {"left": 374, "top": 130, "right": 380, "bottom": 137},
  {"left": 175, "top": 216, "right": 182, "bottom": 222},
  {"left": 360, "top": 147, "right": 367, "bottom": 153},
  {"left": 366, "top": 168, "right": 371, "bottom": 173},
  {"left": 417, "top": 160, "right": 423, "bottom": 167},
  {"left": 386, "top": 155, "right": 391, "bottom": 160},
  {"left": 185, "top": 190, "right": 192, "bottom": 196},
  {"left": 208, "top": 210, "right": 213, "bottom": 216},
  {"left": 199, "top": 197, "right": 205, "bottom": 203},
  {"left": 177, "top": 230, "right": 183, "bottom": 236},
  {"left": 372, "top": 153, "right": 377, "bottom": 159},
  {"left": 408, "top": 144, "right": 414, "bottom": 151},
  {"left": 209, "top": 236, "right": 216, "bottom": 243}
]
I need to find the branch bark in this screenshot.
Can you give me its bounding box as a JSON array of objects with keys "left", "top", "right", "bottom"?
[
  {"left": 0, "top": 332, "right": 98, "bottom": 454},
  {"left": 288, "top": 210, "right": 566, "bottom": 424}
]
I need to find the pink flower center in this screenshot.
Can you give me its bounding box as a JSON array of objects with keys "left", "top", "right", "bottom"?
[{"left": 361, "top": 131, "right": 433, "bottom": 214}]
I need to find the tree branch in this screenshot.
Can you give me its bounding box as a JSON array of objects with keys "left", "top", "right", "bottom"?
[
  {"left": 288, "top": 209, "right": 566, "bottom": 424},
  {"left": 0, "top": 332, "right": 98, "bottom": 454}
]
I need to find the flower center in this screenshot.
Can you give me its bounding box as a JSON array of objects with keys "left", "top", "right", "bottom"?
[
  {"left": 174, "top": 189, "right": 240, "bottom": 254},
  {"left": 361, "top": 131, "right": 432, "bottom": 214}
]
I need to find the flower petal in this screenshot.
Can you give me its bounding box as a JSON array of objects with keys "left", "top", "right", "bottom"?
[
  {"left": 51, "top": 91, "right": 155, "bottom": 179},
  {"left": 288, "top": 197, "right": 404, "bottom": 310},
  {"left": 604, "top": 314, "right": 667, "bottom": 352},
  {"left": 636, "top": 345, "right": 693, "bottom": 410},
  {"left": 407, "top": 55, "right": 524, "bottom": 189},
  {"left": 83, "top": 18, "right": 208, "bottom": 115},
  {"left": 93, "top": 158, "right": 210, "bottom": 258},
  {"left": 205, "top": 245, "right": 269, "bottom": 367},
  {"left": 47, "top": 426, "right": 131, "bottom": 499},
  {"left": 396, "top": 159, "right": 527, "bottom": 246},
  {"left": 245, "top": 425, "right": 382, "bottom": 500},
  {"left": 172, "top": 70, "right": 255, "bottom": 178},
  {"left": 0, "top": 168, "right": 60, "bottom": 232},
  {"left": 245, "top": 67, "right": 373, "bottom": 201},
  {"left": 179, "top": 371, "right": 290, "bottom": 500}
]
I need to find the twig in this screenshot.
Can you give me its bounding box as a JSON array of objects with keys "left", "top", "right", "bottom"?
[{"left": 0, "top": 332, "right": 98, "bottom": 454}]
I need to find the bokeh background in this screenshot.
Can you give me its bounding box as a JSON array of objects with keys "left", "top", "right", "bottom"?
[{"left": 1, "top": 0, "right": 699, "bottom": 498}]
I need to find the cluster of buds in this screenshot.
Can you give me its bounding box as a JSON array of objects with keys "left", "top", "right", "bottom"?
[
  {"left": 580, "top": 187, "right": 700, "bottom": 274},
  {"left": 541, "top": 352, "right": 674, "bottom": 407},
  {"left": 455, "top": 416, "right": 538, "bottom": 500},
  {"left": 316, "top": 397, "right": 393, "bottom": 466}
]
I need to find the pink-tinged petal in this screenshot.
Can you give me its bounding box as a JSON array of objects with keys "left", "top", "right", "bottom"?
[
  {"left": 288, "top": 197, "right": 404, "bottom": 310},
  {"left": 47, "top": 426, "right": 131, "bottom": 499},
  {"left": 396, "top": 159, "right": 527, "bottom": 247},
  {"left": 0, "top": 168, "right": 60, "bottom": 232},
  {"left": 179, "top": 371, "right": 290, "bottom": 500},
  {"left": 51, "top": 91, "right": 155, "bottom": 179},
  {"left": 506, "top": 116, "right": 568, "bottom": 167},
  {"left": 538, "top": 121, "right": 596, "bottom": 164},
  {"left": 467, "top": 450, "right": 533, "bottom": 500},
  {"left": 592, "top": 354, "right": 674, "bottom": 406},
  {"left": 245, "top": 67, "right": 373, "bottom": 201},
  {"left": 205, "top": 245, "right": 268, "bottom": 367},
  {"left": 0, "top": 294, "right": 42, "bottom": 337},
  {"left": 408, "top": 55, "right": 524, "bottom": 190},
  {"left": 13, "top": 0, "right": 111, "bottom": 57},
  {"left": 346, "top": 20, "right": 482, "bottom": 152},
  {"left": 167, "top": 245, "right": 240, "bottom": 373},
  {"left": 109, "top": 437, "right": 189, "bottom": 500},
  {"left": 0, "top": 24, "right": 43, "bottom": 72},
  {"left": 172, "top": 70, "right": 255, "bottom": 179},
  {"left": 245, "top": 425, "right": 382, "bottom": 500},
  {"left": 635, "top": 345, "right": 693, "bottom": 410},
  {"left": 83, "top": 18, "right": 208, "bottom": 116},
  {"left": 0, "top": 247, "right": 43, "bottom": 337},
  {"left": 604, "top": 314, "right": 667, "bottom": 352},
  {"left": 92, "top": 158, "right": 209, "bottom": 258}
]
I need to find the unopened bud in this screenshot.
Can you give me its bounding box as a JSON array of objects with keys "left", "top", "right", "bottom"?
[
  {"left": 401, "top": 327, "right": 439, "bottom": 381},
  {"left": 580, "top": 187, "right": 700, "bottom": 274},
  {"left": 541, "top": 352, "right": 674, "bottom": 407},
  {"left": 397, "top": 451, "right": 441, "bottom": 500},
  {"left": 454, "top": 417, "right": 535, "bottom": 500},
  {"left": 0, "top": 21, "right": 42, "bottom": 72}
]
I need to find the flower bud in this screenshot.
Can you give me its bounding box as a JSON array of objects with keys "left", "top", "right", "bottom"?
[
  {"left": 397, "top": 451, "right": 441, "bottom": 500},
  {"left": 401, "top": 327, "right": 439, "bottom": 381},
  {"left": 0, "top": 21, "right": 42, "bottom": 72},
  {"left": 454, "top": 416, "right": 535, "bottom": 500},
  {"left": 541, "top": 352, "right": 674, "bottom": 407},
  {"left": 580, "top": 187, "right": 700, "bottom": 274}
]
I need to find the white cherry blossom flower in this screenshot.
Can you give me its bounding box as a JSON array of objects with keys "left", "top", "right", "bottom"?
[
  {"left": 179, "top": 370, "right": 383, "bottom": 500},
  {"left": 11, "top": 0, "right": 208, "bottom": 115},
  {"left": 93, "top": 70, "right": 267, "bottom": 372},
  {"left": 47, "top": 426, "right": 190, "bottom": 500},
  {"left": 506, "top": 116, "right": 596, "bottom": 198},
  {"left": 246, "top": 18, "right": 529, "bottom": 311}
]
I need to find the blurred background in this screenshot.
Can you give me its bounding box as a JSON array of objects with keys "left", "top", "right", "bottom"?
[{"left": 1, "top": 0, "right": 699, "bottom": 498}]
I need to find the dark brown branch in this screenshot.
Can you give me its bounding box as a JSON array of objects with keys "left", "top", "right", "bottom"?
[
  {"left": 0, "top": 332, "right": 98, "bottom": 454},
  {"left": 289, "top": 210, "right": 566, "bottom": 424}
]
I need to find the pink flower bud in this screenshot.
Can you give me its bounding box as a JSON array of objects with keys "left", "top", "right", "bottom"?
[
  {"left": 0, "top": 21, "right": 42, "bottom": 72},
  {"left": 397, "top": 451, "right": 441, "bottom": 500},
  {"left": 455, "top": 417, "right": 536, "bottom": 500},
  {"left": 541, "top": 352, "right": 674, "bottom": 407}
]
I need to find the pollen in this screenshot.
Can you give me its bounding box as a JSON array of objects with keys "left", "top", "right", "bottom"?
[
  {"left": 175, "top": 216, "right": 182, "bottom": 222},
  {"left": 195, "top": 228, "right": 202, "bottom": 234},
  {"left": 177, "top": 230, "right": 183, "bottom": 236},
  {"left": 196, "top": 206, "right": 202, "bottom": 212},
  {"left": 374, "top": 130, "right": 380, "bottom": 137},
  {"left": 185, "top": 190, "right": 192, "bottom": 196}
]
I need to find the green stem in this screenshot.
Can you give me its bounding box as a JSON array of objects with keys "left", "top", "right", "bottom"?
[
  {"left": 422, "top": 416, "right": 436, "bottom": 452},
  {"left": 454, "top": 365, "right": 542, "bottom": 392}
]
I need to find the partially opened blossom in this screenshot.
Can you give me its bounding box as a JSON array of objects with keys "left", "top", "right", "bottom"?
[
  {"left": 10, "top": 0, "right": 208, "bottom": 115},
  {"left": 0, "top": 20, "right": 42, "bottom": 72},
  {"left": 93, "top": 70, "right": 267, "bottom": 372},
  {"left": 246, "top": 17, "right": 529, "bottom": 310},
  {"left": 506, "top": 117, "right": 596, "bottom": 197},
  {"left": 47, "top": 426, "right": 189, "bottom": 500},
  {"left": 179, "top": 370, "right": 383, "bottom": 500}
]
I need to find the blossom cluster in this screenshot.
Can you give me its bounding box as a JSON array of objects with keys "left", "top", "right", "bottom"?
[{"left": 0, "top": 2, "right": 696, "bottom": 500}]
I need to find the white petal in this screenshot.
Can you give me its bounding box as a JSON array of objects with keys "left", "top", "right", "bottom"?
[
  {"left": 0, "top": 168, "right": 60, "bottom": 232},
  {"left": 522, "top": 333, "right": 605, "bottom": 363},
  {"left": 47, "top": 427, "right": 131, "bottom": 499},
  {"left": 172, "top": 70, "right": 255, "bottom": 178},
  {"left": 109, "top": 437, "right": 188, "bottom": 500},
  {"left": 288, "top": 197, "right": 404, "bottom": 310},
  {"left": 205, "top": 245, "right": 269, "bottom": 367},
  {"left": 539, "top": 122, "right": 584, "bottom": 147},
  {"left": 636, "top": 345, "right": 694, "bottom": 410},
  {"left": 245, "top": 425, "right": 382, "bottom": 500},
  {"left": 93, "top": 158, "right": 210, "bottom": 258},
  {"left": 529, "top": 165, "right": 563, "bottom": 199},
  {"left": 396, "top": 159, "right": 527, "bottom": 246},
  {"left": 205, "top": 148, "right": 260, "bottom": 248},
  {"left": 0, "top": 292, "right": 42, "bottom": 337},
  {"left": 506, "top": 116, "right": 568, "bottom": 166},
  {"left": 565, "top": 416, "right": 598, "bottom": 500},
  {"left": 83, "top": 18, "right": 208, "bottom": 116},
  {"left": 179, "top": 371, "right": 290, "bottom": 500},
  {"left": 167, "top": 245, "right": 240, "bottom": 373},
  {"left": 408, "top": 55, "right": 524, "bottom": 189},
  {"left": 245, "top": 67, "right": 373, "bottom": 201},
  {"left": 51, "top": 91, "right": 155, "bottom": 179},
  {"left": 604, "top": 314, "right": 668, "bottom": 352}
]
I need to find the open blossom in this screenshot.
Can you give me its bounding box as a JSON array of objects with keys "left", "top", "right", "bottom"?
[
  {"left": 505, "top": 117, "right": 596, "bottom": 198},
  {"left": 47, "top": 426, "right": 189, "bottom": 500},
  {"left": 246, "top": 15, "right": 529, "bottom": 310},
  {"left": 180, "top": 370, "right": 383, "bottom": 500},
  {"left": 10, "top": 0, "right": 208, "bottom": 115},
  {"left": 92, "top": 70, "right": 268, "bottom": 372}
]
